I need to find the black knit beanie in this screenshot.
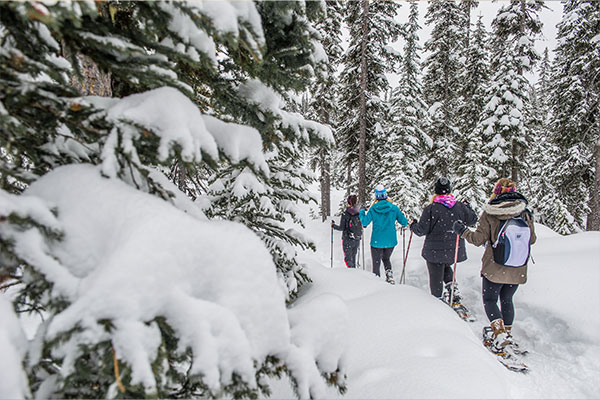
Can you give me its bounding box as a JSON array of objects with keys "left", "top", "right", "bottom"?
[{"left": 434, "top": 177, "right": 452, "bottom": 195}]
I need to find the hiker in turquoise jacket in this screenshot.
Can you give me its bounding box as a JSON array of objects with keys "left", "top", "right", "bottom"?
[{"left": 360, "top": 184, "right": 408, "bottom": 283}]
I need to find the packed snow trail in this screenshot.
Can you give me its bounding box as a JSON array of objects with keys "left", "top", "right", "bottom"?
[{"left": 270, "top": 195, "right": 600, "bottom": 399}]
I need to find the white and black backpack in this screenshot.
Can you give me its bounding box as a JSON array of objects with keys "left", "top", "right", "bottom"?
[{"left": 491, "top": 214, "right": 532, "bottom": 267}]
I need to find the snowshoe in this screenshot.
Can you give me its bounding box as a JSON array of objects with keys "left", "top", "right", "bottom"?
[
  {"left": 505, "top": 328, "right": 528, "bottom": 356},
  {"left": 483, "top": 326, "right": 528, "bottom": 356},
  {"left": 482, "top": 327, "right": 529, "bottom": 373},
  {"left": 385, "top": 269, "right": 395, "bottom": 285},
  {"left": 495, "top": 354, "right": 529, "bottom": 373},
  {"left": 443, "top": 282, "right": 462, "bottom": 305},
  {"left": 451, "top": 303, "right": 476, "bottom": 322}
]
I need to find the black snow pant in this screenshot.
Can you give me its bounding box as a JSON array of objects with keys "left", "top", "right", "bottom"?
[
  {"left": 426, "top": 262, "right": 454, "bottom": 298},
  {"left": 482, "top": 276, "right": 519, "bottom": 325},
  {"left": 342, "top": 238, "right": 360, "bottom": 268},
  {"left": 371, "top": 246, "right": 394, "bottom": 277}
]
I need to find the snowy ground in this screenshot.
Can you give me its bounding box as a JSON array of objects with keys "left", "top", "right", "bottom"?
[
  {"left": 270, "top": 189, "right": 600, "bottom": 399},
  {"left": 3, "top": 183, "right": 599, "bottom": 399}
]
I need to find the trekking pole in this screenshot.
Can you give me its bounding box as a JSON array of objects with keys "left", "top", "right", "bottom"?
[
  {"left": 357, "top": 236, "right": 361, "bottom": 269},
  {"left": 362, "top": 234, "right": 366, "bottom": 270},
  {"left": 400, "top": 229, "right": 413, "bottom": 284},
  {"left": 330, "top": 225, "right": 334, "bottom": 268},
  {"left": 402, "top": 228, "right": 406, "bottom": 279},
  {"left": 450, "top": 234, "right": 460, "bottom": 306}
]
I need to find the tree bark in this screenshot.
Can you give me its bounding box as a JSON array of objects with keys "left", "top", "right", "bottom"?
[
  {"left": 358, "top": 0, "right": 369, "bottom": 206},
  {"left": 512, "top": 0, "right": 527, "bottom": 184},
  {"left": 346, "top": 161, "right": 352, "bottom": 198},
  {"left": 320, "top": 148, "right": 331, "bottom": 222},
  {"left": 511, "top": 140, "right": 519, "bottom": 183},
  {"left": 587, "top": 135, "right": 600, "bottom": 231}
]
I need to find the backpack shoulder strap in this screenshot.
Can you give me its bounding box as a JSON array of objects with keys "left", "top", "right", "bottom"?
[
  {"left": 492, "top": 219, "right": 510, "bottom": 248},
  {"left": 521, "top": 208, "right": 533, "bottom": 223},
  {"left": 343, "top": 211, "right": 350, "bottom": 231}
]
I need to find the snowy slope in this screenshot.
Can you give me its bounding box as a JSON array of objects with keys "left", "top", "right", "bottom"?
[{"left": 269, "top": 189, "right": 600, "bottom": 399}]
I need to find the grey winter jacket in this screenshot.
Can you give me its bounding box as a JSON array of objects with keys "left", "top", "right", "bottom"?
[
  {"left": 411, "top": 200, "right": 478, "bottom": 264},
  {"left": 461, "top": 192, "right": 537, "bottom": 285}
]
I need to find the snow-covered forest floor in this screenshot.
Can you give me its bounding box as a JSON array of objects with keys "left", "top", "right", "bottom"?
[{"left": 269, "top": 188, "right": 600, "bottom": 399}]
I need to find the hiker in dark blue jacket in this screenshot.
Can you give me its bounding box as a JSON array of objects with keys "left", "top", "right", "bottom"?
[
  {"left": 359, "top": 185, "right": 408, "bottom": 283},
  {"left": 332, "top": 195, "right": 362, "bottom": 268},
  {"left": 410, "top": 177, "right": 477, "bottom": 303}
]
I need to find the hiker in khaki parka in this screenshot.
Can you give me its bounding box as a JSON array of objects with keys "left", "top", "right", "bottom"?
[{"left": 452, "top": 178, "right": 536, "bottom": 354}]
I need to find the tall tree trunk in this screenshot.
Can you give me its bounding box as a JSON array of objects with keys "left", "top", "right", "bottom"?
[
  {"left": 358, "top": 0, "right": 369, "bottom": 206},
  {"left": 511, "top": 140, "right": 519, "bottom": 183},
  {"left": 346, "top": 162, "right": 352, "bottom": 198},
  {"left": 512, "top": 0, "right": 527, "bottom": 184},
  {"left": 63, "top": 3, "right": 112, "bottom": 97},
  {"left": 320, "top": 148, "right": 331, "bottom": 222},
  {"left": 587, "top": 135, "right": 600, "bottom": 231}
]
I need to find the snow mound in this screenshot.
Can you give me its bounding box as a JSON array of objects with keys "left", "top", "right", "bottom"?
[
  {"left": 533, "top": 222, "right": 562, "bottom": 239},
  {"left": 269, "top": 262, "right": 514, "bottom": 399},
  {"left": 25, "top": 164, "right": 292, "bottom": 392}
]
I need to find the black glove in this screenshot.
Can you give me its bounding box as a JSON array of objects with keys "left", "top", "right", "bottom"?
[
  {"left": 410, "top": 219, "right": 417, "bottom": 230},
  {"left": 452, "top": 220, "right": 467, "bottom": 235},
  {"left": 331, "top": 220, "right": 335, "bottom": 227},
  {"left": 461, "top": 199, "right": 473, "bottom": 209}
]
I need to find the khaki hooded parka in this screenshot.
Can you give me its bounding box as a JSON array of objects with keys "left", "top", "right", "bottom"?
[{"left": 461, "top": 192, "right": 536, "bottom": 285}]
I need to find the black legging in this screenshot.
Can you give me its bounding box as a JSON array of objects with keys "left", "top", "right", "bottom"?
[
  {"left": 371, "top": 246, "right": 394, "bottom": 277},
  {"left": 342, "top": 239, "right": 360, "bottom": 268},
  {"left": 482, "top": 276, "right": 519, "bottom": 325},
  {"left": 426, "top": 262, "right": 454, "bottom": 298}
]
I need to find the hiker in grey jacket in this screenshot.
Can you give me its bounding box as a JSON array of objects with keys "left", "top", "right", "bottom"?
[
  {"left": 332, "top": 195, "right": 362, "bottom": 268},
  {"left": 410, "top": 177, "right": 477, "bottom": 302},
  {"left": 453, "top": 178, "right": 536, "bottom": 354}
]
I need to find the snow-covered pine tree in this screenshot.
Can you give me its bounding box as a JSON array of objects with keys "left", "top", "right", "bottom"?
[
  {"left": 453, "top": 15, "right": 493, "bottom": 210},
  {"left": 422, "top": 0, "right": 464, "bottom": 184},
  {"left": 307, "top": 0, "right": 345, "bottom": 221},
  {"left": 203, "top": 1, "right": 335, "bottom": 302},
  {"left": 537, "top": 48, "right": 553, "bottom": 116},
  {"left": 525, "top": 85, "right": 576, "bottom": 233},
  {"left": 521, "top": 47, "right": 567, "bottom": 230},
  {"left": 0, "top": 2, "right": 346, "bottom": 398},
  {"left": 459, "top": 0, "right": 479, "bottom": 50},
  {"left": 386, "top": 0, "right": 431, "bottom": 218},
  {"left": 548, "top": 0, "right": 600, "bottom": 232},
  {"left": 338, "top": 0, "right": 402, "bottom": 204},
  {"left": 477, "top": 0, "right": 544, "bottom": 184}
]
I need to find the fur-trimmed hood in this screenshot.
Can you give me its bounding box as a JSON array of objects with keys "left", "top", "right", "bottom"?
[{"left": 484, "top": 192, "right": 528, "bottom": 219}]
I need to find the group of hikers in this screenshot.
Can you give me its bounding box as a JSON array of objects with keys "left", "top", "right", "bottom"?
[{"left": 332, "top": 177, "right": 536, "bottom": 356}]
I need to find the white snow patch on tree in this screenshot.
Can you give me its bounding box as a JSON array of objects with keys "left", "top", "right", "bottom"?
[
  {"left": 238, "top": 79, "right": 334, "bottom": 144},
  {"left": 84, "top": 87, "right": 268, "bottom": 178}
]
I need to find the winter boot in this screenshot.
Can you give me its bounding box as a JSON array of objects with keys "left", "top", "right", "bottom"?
[
  {"left": 385, "top": 269, "right": 395, "bottom": 284},
  {"left": 490, "top": 318, "right": 511, "bottom": 354},
  {"left": 443, "top": 282, "right": 462, "bottom": 305},
  {"left": 504, "top": 325, "right": 526, "bottom": 355}
]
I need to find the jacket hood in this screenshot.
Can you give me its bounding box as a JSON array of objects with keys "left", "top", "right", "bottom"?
[
  {"left": 485, "top": 192, "right": 528, "bottom": 219},
  {"left": 371, "top": 200, "right": 394, "bottom": 214},
  {"left": 489, "top": 192, "right": 528, "bottom": 205},
  {"left": 346, "top": 206, "right": 360, "bottom": 216}
]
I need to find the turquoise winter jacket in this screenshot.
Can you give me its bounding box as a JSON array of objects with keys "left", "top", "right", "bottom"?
[{"left": 359, "top": 200, "right": 408, "bottom": 248}]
